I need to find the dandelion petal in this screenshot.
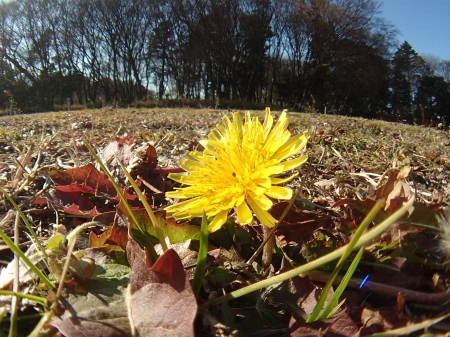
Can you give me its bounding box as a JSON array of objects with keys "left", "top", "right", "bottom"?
[
  {"left": 247, "top": 196, "right": 277, "bottom": 227},
  {"left": 237, "top": 201, "right": 253, "bottom": 224},
  {"left": 266, "top": 186, "right": 292, "bottom": 200},
  {"left": 208, "top": 210, "right": 228, "bottom": 232}
]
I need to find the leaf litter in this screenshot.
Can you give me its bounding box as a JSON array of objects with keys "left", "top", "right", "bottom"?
[{"left": 0, "top": 108, "right": 450, "bottom": 336}]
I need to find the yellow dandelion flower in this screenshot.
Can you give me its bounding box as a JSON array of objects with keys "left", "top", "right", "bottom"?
[{"left": 165, "top": 108, "right": 310, "bottom": 232}]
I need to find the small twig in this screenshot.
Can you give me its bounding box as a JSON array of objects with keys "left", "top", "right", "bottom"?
[
  {"left": 306, "top": 270, "right": 450, "bottom": 304},
  {"left": 138, "top": 176, "right": 163, "bottom": 194},
  {"left": 12, "top": 144, "right": 34, "bottom": 189},
  {"left": 261, "top": 226, "right": 275, "bottom": 268}
]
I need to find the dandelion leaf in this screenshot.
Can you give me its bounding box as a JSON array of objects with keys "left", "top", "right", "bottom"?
[{"left": 128, "top": 208, "right": 200, "bottom": 244}]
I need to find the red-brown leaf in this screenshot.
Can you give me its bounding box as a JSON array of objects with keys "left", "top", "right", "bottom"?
[
  {"left": 141, "top": 145, "right": 158, "bottom": 168},
  {"left": 48, "top": 164, "right": 117, "bottom": 199},
  {"left": 43, "top": 190, "right": 102, "bottom": 216},
  {"left": 126, "top": 239, "right": 197, "bottom": 336},
  {"left": 288, "top": 310, "right": 360, "bottom": 337}
]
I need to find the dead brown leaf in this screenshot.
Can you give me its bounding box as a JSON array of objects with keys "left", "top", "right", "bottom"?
[
  {"left": 374, "top": 165, "right": 412, "bottom": 210},
  {"left": 126, "top": 238, "right": 197, "bottom": 337},
  {"left": 287, "top": 310, "right": 360, "bottom": 337},
  {"left": 270, "top": 202, "right": 332, "bottom": 246}
]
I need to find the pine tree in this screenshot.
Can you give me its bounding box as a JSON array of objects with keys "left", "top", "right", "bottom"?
[{"left": 390, "top": 41, "right": 423, "bottom": 120}]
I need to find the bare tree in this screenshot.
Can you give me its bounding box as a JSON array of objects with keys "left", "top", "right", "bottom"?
[{"left": 0, "top": 0, "right": 65, "bottom": 110}]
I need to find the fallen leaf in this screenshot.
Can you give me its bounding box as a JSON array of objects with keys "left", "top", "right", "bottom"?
[
  {"left": 50, "top": 263, "right": 132, "bottom": 337},
  {"left": 374, "top": 165, "right": 411, "bottom": 210},
  {"left": 121, "top": 206, "right": 200, "bottom": 245},
  {"left": 0, "top": 244, "right": 44, "bottom": 290},
  {"left": 359, "top": 303, "right": 407, "bottom": 335},
  {"left": 270, "top": 202, "right": 331, "bottom": 246},
  {"left": 333, "top": 197, "right": 442, "bottom": 229},
  {"left": 102, "top": 138, "right": 133, "bottom": 167},
  {"left": 88, "top": 228, "right": 112, "bottom": 248},
  {"left": 126, "top": 238, "right": 197, "bottom": 336},
  {"left": 287, "top": 309, "right": 360, "bottom": 337},
  {"left": 51, "top": 316, "right": 131, "bottom": 337},
  {"left": 43, "top": 189, "right": 101, "bottom": 216},
  {"left": 105, "top": 216, "right": 129, "bottom": 250},
  {"left": 48, "top": 164, "right": 118, "bottom": 199},
  {"left": 141, "top": 145, "right": 158, "bottom": 168}
]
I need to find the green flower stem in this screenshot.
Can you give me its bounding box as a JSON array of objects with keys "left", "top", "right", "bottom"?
[
  {"left": 114, "top": 154, "right": 168, "bottom": 252},
  {"left": 192, "top": 211, "right": 209, "bottom": 297},
  {"left": 209, "top": 196, "right": 413, "bottom": 306}
]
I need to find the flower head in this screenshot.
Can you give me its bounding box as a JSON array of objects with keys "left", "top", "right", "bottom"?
[{"left": 165, "top": 108, "right": 309, "bottom": 232}]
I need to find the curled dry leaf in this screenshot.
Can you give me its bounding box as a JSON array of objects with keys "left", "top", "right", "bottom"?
[{"left": 374, "top": 165, "right": 412, "bottom": 211}]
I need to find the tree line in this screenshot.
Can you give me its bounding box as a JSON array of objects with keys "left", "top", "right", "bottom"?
[{"left": 1, "top": 0, "right": 450, "bottom": 123}]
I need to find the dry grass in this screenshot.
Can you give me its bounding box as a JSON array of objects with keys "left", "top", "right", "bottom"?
[{"left": 2, "top": 107, "right": 449, "bottom": 207}]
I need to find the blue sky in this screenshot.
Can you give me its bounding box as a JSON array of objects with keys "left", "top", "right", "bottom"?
[{"left": 380, "top": 0, "right": 450, "bottom": 60}]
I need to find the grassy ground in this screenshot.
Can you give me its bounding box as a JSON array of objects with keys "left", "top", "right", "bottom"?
[
  {"left": 2, "top": 107, "right": 448, "bottom": 203},
  {"left": 1, "top": 108, "right": 450, "bottom": 336}
]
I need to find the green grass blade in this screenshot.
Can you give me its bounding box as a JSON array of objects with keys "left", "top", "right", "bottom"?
[
  {"left": 114, "top": 154, "right": 168, "bottom": 251},
  {"left": 327, "top": 298, "right": 346, "bottom": 318},
  {"left": 83, "top": 140, "right": 158, "bottom": 262},
  {"left": 307, "top": 199, "right": 384, "bottom": 322},
  {"left": 209, "top": 196, "right": 413, "bottom": 307},
  {"left": 0, "top": 291, "right": 47, "bottom": 306},
  {"left": 0, "top": 229, "right": 54, "bottom": 291},
  {"left": 0, "top": 186, "right": 48, "bottom": 261},
  {"left": 8, "top": 212, "right": 20, "bottom": 337},
  {"left": 192, "top": 211, "right": 209, "bottom": 297},
  {"left": 317, "top": 247, "right": 365, "bottom": 320}
]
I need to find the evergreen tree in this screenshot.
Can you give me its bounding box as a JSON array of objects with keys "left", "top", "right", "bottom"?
[
  {"left": 415, "top": 75, "right": 450, "bottom": 124},
  {"left": 390, "top": 41, "right": 422, "bottom": 119}
]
